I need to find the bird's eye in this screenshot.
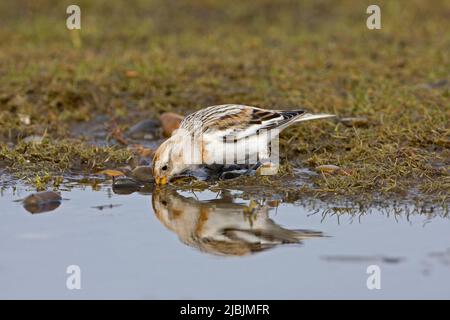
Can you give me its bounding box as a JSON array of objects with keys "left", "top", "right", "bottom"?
[{"left": 161, "top": 165, "right": 168, "bottom": 171}]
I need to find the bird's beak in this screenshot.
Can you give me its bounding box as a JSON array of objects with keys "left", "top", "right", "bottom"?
[{"left": 155, "top": 176, "right": 168, "bottom": 185}]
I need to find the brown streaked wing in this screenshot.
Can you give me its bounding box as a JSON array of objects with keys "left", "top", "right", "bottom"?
[{"left": 181, "top": 105, "right": 306, "bottom": 137}]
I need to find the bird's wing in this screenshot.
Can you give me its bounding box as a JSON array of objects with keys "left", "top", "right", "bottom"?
[{"left": 180, "top": 104, "right": 306, "bottom": 140}]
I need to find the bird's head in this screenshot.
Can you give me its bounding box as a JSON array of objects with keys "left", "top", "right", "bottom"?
[{"left": 152, "top": 133, "right": 188, "bottom": 185}]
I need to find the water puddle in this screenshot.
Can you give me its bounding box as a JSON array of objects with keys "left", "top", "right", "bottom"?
[{"left": 0, "top": 180, "right": 449, "bottom": 299}]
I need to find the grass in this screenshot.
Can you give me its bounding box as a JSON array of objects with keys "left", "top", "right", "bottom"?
[{"left": 0, "top": 0, "right": 448, "bottom": 202}]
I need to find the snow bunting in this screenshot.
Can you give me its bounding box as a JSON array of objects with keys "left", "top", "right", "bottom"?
[
  {"left": 153, "top": 104, "right": 334, "bottom": 184},
  {"left": 152, "top": 188, "right": 323, "bottom": 256}
]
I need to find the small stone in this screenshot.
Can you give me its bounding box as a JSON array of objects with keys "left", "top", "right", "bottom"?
[
  {"left": 112, "top": 177, "right": 142, "bottom": 194},
  {"left": 127, "top": 144, "right": 154, "bottom": 158},
  {"left": 131, "top": 166, "right": 154, "bottom": 183},
  {"left": 97, "top": 169, "right": 126, "bottom": 177},
  {"left": 125, "top": 70, "right": 138, "bottom": 78},
  {"left": 315, "top": 164, "right": 352, "bottom": 176},
  {"left": 23, "top": 191, "right": 62, "bottom": 214},
  {"left": 159, "top": 112, "right": 184, "bottom": 137},
  {"left": 220, "top": 171, "right": 245, "bottom": 180},
  {"left": 256, "top": 163, "right": 279, "bottom": 176},
  {"left": 267, "top": 200, "right": 280, "bottom": 207},
  {"left": 139, "top": 159, "right": 150, "bottom": 166},
  {"left": 340, "top": 117, "right": 369, "bottom": 128},
  {"left": 23, "top": 191, "right": 62, "bottom": 206}
]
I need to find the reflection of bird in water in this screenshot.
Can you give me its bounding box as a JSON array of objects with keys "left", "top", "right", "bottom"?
[{"left": 151, "top": 188, "right": 323, "bottom": 256}]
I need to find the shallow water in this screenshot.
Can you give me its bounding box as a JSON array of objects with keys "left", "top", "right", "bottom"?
[{"left": 0, "top": 181, "right": 449, "bottom": 299}]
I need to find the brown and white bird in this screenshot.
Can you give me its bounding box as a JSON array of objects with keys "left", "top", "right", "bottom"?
[
  {"left": 151, "top": 188, "right": 323, "bottom": 256},
  {"left": 152, "top": 104, "right": 334, "bottom": 184}
]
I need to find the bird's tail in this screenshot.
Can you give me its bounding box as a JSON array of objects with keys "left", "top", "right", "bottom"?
[{"left": 294, "top": 113, "right": 336, "bottom": 123}]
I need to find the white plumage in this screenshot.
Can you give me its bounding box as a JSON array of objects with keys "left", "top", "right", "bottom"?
[{"left": 153, "top": 104, "right": 334, "bottom": 184}]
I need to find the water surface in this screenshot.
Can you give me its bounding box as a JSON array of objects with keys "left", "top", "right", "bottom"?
[{"left": 0, "top": 182, "right": 449, "bottom": 299}]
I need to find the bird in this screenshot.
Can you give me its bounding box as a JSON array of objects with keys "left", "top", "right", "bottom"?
[
  {"left": 152, "top": 104, "right": 335, "bottom": 185},
  {"left": 151, "top": 188, "right": 323, "bottom": 256}
]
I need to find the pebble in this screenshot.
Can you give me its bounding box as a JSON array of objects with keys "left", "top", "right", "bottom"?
[
  {"left": 18, "top": 114, "right": 31, "bottom": 125},
  {"left": 220, "top": 171, "right": 243, "bottom": 180},
  {"left": 23, "top": 191, "right": 62, "bottom": 214},
  {"left": 159, "top": 112, "right": 184, "bottom": 137},
  {"left": 112, "top": 177, "right": 142, "bottom": 194},
  {"left": 125, "top": 70, "right": 139, "bottom": 78},
  {"left": 97, "top": 169, "right": 126, "bottom": 177},
  {"left": 340, "top": 117, "right": 369, "bottom": 128}
]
